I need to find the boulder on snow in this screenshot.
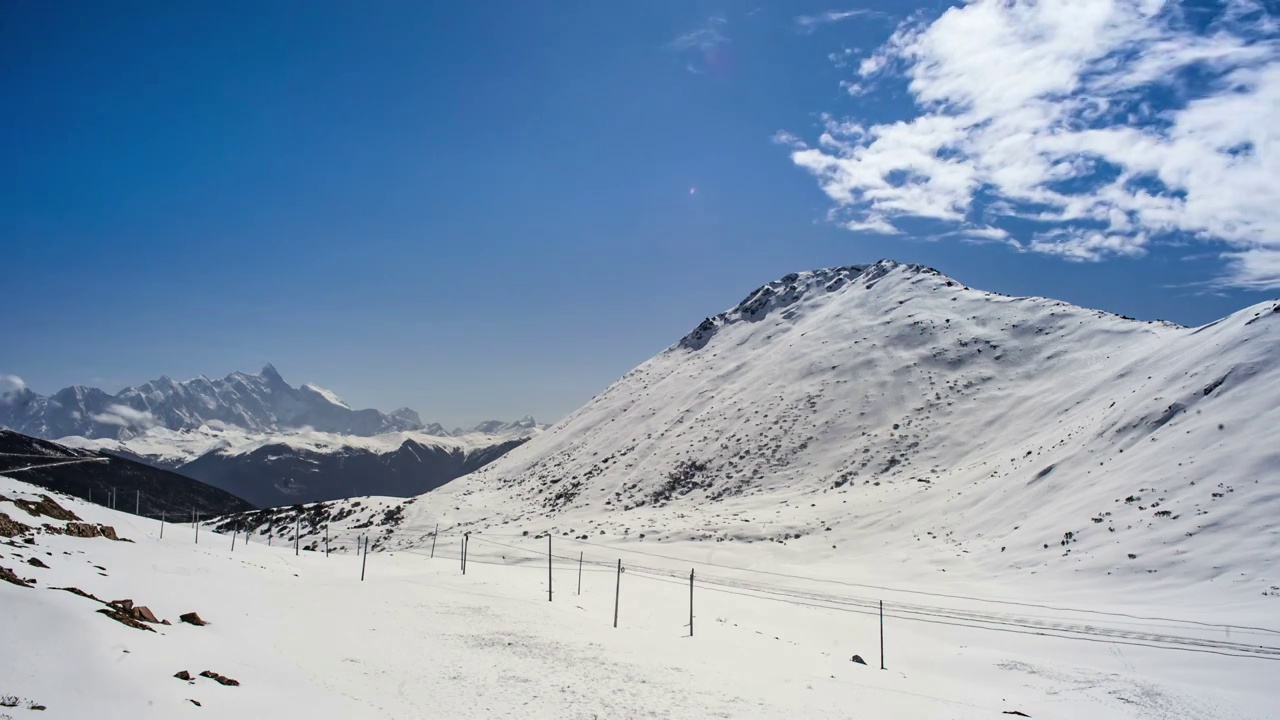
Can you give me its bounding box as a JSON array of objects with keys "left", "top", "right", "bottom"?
[
  {"left": 133, "top": 606, "right": 160, "bottom": 624},
  {"left": 54, "top": 586, "right": 102, "bottom": 602},
  {"left": 96, "top": 607, "right": 156, "bottom": 632},
  {"left": 63, "top": 523, "right": 101, "bottom": 539},
  {"left": 850, "top": 654, "right": 867, "bottom": 665},
  {"left": 26, "top": 557, "right": 48, "bottom": 568},
  {"left": 199, "top": 670, "right": 240, "bottom": 687},
  {"left": 0, "top": 565, "right": 31, "bottom": 588},
  {"left": 0, "top": 512, "right": 32, "bottom": 538},
  {"left": 110, "top": 599, "right": 134, "bottom": 612},
  {"left": 12, "top": 494, "right": 80, "bottom": 522},
  {"left": 174, "top": 670, "right": 192, "bottom": 681},
  {"left": 180, "top": 612, "right": 206, "bottom": 626}
]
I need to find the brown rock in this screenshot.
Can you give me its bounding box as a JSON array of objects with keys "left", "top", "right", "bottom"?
[
  {"left": 98, "top": 525, "right": 120, "bottom": 541},
  {"left": 27, "top": 557, "right": 49, "bottom": 568},
  {"left": 199, "top": 670, "right": 240, "bottom": 687},
  {"left": 12, "top": 495, "right": 80, "bottom": 522},
  {"left": 63, "top": 523, "right": 101, "bottom": 539},
  {"left": 0, "top": 512, "right": 32, "bottom": 538},
  {"left": 0, "top": 565, "right": 31, "bottom": 588},
  {"left": 179, "top": 612, "right": 206, "bottom": 626},
  {"left": 174, "top": 670, "right": 192, "bottom": 681},
  {"left": 96, "top": 607, "right": 156, "bottom": 632},
  {"left": 133, "top": 606, "right": 160, "bottom": 624},
  {"left": 188, "top": 699, "right": 201, "bottom": 707},
  {"left": 110, "top": 598, "right": 135, "bottom": 612},
  {"left": 54, "top": 586, "right": 102, "bottom": 602}
]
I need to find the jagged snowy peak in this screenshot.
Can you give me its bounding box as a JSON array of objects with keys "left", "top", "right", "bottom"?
[
  {"left": 0, "top": 364, "right": 422, "bottom": 440},
  {"left": 389, "top": 407, "right": 424, "bottom": 426},
  {"left": 461, "top": 416, "right": 545, "bottom": 436},
  {"left": 298, "top": 261, "right": 1279, "bottom": 599}
]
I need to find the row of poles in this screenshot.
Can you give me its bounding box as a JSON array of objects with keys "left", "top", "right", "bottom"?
[
  {"left": 112, "top": 494, "right": 887, "bottom": 668},
  {"left": 454, "top": 532, "right": 885, "bottom": 667}
]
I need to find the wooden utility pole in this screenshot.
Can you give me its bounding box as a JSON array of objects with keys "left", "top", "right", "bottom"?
[
  {"left": 160, "top": 510, "right": 165, "bottom": 539},
  {"left": 613, "top": 560, "right": 622, "bottom": 628},
  {"left": 135, "top": 490, "right": 140, "bottom": 515},
  {"left": 577, "top": 551, "right": 583, "bottom": 595},
  {"left": 194, "top": 511, "right": 200, "bottom": 543},
  {"left": 880, "top": 600, "right": 886, "bottom": 670},
  {"left": 360, "top": 536, "right": 368, "bottom": 581},
  {"left": 295, "top": 515, "right": 300, "bottom": 556},
  {"left": 689, "top": 569, "right": 695, "bottom": 637},
  {"left": 430, "top": 523, "right": 438, "bottom": 558},
  {"left": 547, "top": 534, "right": 553, "bottom": 602}
]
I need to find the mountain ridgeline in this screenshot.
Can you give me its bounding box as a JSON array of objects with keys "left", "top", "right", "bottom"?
[
  {"left": 0, "top": 364, "right": 418, "bottom": 440},
  {"left": 249, "top": 260, "right": 1279, "bottom": 598}
]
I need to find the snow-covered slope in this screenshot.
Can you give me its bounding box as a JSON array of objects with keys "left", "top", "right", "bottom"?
[
  {"left": 0, "top": 365, "right": 419, "bottom": 439},
  {"left": 263, "top": 260, "right": 1278, "bottom": 602},
  {"left": 5, "top": 474, "right": 1277, "bottom": 719}
]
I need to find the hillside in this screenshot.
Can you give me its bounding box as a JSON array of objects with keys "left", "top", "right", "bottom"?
[
  {"left": 0, "top": 430, "right": 253, "bottom": 516},
  {"left": 236, "top": 260, "right": 1279, "bottom": 602}
]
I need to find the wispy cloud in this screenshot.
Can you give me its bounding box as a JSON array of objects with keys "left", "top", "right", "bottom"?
[
  {"left": 91, "top": 403, "right": 157, "bottom": 429},
  {"left": 780, "top": 0, "right": 1280, "bottom": 289},
  {"left": 796, "top": 9, "right": 881, "bottom": 32},
  {"left": 670, "top": 15, "right": 729, "bottom": 53},
  {"left": 0, "top": 374, "right": 25, "bottom": 394}
]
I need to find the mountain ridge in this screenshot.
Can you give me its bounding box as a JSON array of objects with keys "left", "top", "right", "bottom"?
[{"left": 242, "top": 260, "right": 1279, "bottom": 601}]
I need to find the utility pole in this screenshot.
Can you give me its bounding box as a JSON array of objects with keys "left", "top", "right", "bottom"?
[
  {"left": 547, "top": 534, "right": 553, "bottom": 602},
  {"left": 880, "top": 600, "right": 886, "bottom": 670},
  {"left": 577, "top": 551, "right": 583, "bottom": 595},
  {"left": 613, "top": 560, "right": 622, "bottom": 628},
  {"left": 430, "top": 523, "right": 438, "bottom": 558},
  {"left": 689, "top": 569, "right": 695, "bottom": 637}
]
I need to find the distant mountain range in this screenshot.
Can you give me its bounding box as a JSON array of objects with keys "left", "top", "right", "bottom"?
[
  {"left": 0, "top": 365, "right": 547, "bottom": 506},
  {"left": 0, "top": 364, "right": 546, "bottom": 441}
]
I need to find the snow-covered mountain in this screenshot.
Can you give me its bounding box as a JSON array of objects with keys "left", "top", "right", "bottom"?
[
  {"left": 457, "top": 415, "right": 545, "bottom": 437},
  {"left": 0, "top": 365, "right": 418, "bottom": 440},
  {"left": 56, "top": 424, "right": 545, "bottom": 507},
  {"left": 250, "top": 260, "right": 1278, "bottom": 600}
]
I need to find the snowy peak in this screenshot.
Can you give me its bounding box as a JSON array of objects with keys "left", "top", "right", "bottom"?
[
  {"left": 678, "top": 260, "right": 942, "bottom": 351},
  {"left": 463, "top": 416, "right": 545, "bottom": 436},
  {"left": 390, "top": 262, "right": 1278, "bottom": 596},
  {"left": 389, "top": 407, "right": 423, "bottom": 426},
  {"left": 0, "top": 366, "right": 423, "bottom": 440}
]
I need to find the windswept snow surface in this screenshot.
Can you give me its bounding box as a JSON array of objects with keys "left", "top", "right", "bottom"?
[{"left": 2, "top": 475, "right": 1276, "bottom": 719}]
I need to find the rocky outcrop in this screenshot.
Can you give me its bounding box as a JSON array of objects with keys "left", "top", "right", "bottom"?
[{"left": 0, "top": 512, "right": 31, "bottom": 538}]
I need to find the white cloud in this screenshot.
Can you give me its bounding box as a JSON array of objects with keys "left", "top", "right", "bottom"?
[
  {"left": 670, "top": 15, "right": 729, "bottom": 52},
  {"left": 91, "top": 404, "right": 157, "bottom": 429},
  {"left": 796, "top": 9, "right": 881, "bottom": 32},
  {"left": 783, "top": 0, "right": 1280, "bottom": 288},
  {"left": 0, "top": 374, "right": 25, "bottom": 393}
]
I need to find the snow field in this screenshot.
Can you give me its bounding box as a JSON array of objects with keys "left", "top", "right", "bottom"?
[{"left": 3, "top": 477, "right": 1277, "bottom": 719}]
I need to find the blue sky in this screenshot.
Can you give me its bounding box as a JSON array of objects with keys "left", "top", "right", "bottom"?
[{"left": 2, "top": 1, "right": 1277, "bottom": 426}]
